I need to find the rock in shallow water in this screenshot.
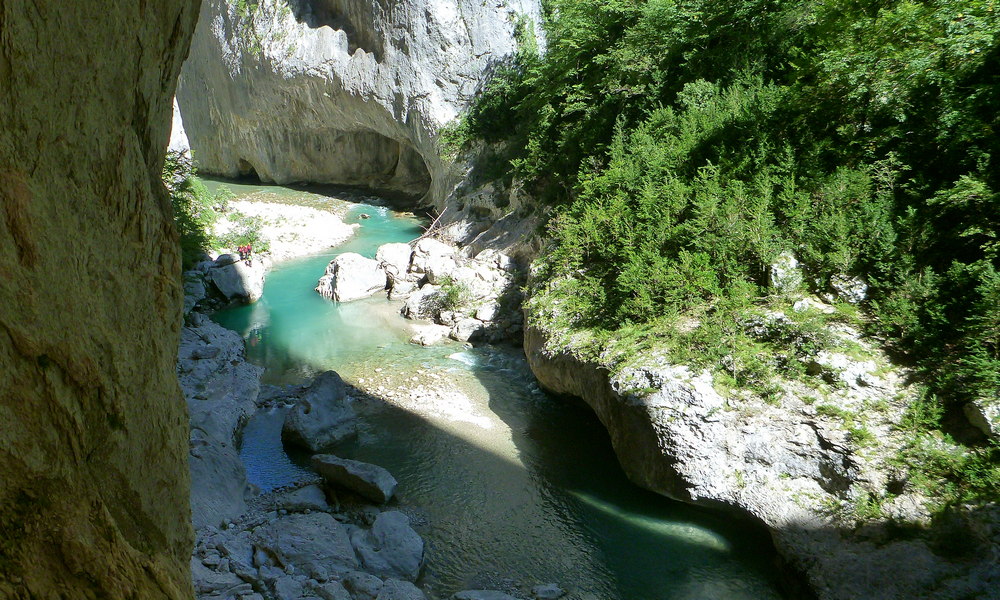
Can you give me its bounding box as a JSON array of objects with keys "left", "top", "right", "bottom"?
[
  {"left": 282, "top": 371, "right": 357, "bottom": 453},
  {"left": 531, "top": 583, "right": 565, "bottom": 599},
  {"left": 208, "top": 253, "right": 267, "bottom": 303},
  {"left": 312, "top": 454, "right": 398, "bottom": 504},
  {"left": 316, "top": 252, "right": 388, "bottom": 302}
]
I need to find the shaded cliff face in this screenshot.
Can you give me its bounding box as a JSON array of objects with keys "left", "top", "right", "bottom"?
[
  {"left": 176, "top": 0, "right": 542, "bottom": 205},
  {"left": 523, "top": 320, "right": 1000, "bottom": 600},
  {"left": 0, "top": 1, "right": 199, "bottom": 597}
]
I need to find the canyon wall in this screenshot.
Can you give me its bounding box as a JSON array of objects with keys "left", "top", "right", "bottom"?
[
  {"left": 176, "top": 0, "right": 542, "bottom": 206},
  {"left": 0, "top": 1, "right": 200, "bottom": 597}
]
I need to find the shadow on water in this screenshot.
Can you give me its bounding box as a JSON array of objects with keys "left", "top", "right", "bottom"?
[
  {"left": 208, "top": 181, "right": 788, "bottom": 599},
  {"left": 456, "top": 347, "right": 787, "bottom": 600}
]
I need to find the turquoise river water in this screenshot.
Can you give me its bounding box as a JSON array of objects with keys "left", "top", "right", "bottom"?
[{"left": 208, "top": 181, "right": 785, "bottom": 600}]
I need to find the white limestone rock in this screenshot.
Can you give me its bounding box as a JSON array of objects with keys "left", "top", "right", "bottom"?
[
  {"left": 208, "top": 253, "right": 267, "bottom": 303},
  {"left": 377, "top": 243, "right": 414, "bottom": 281},
  {"left": 316, "top": 253, "right": 388, "bottom": 302},
  {"left": 177, "top": 0, "right": 544, "bottom": 208},
  {"left": 965, "top": 398, "right": 1000, "bottom": 440},
  {"left": 768, "top": 250, "right": 803, "bottom": 293},
  {"left": 402, "top": 285, "right": 443, "bottom": 321},
  {"left": 409, "top": 324, "right": 450, "bottom": 347},
  {"left": 523, "top": 321, "right": 1000, "bottom": 600},
  {"left": 450, "top": 318, "right": 485, "bottom": 343},
  {"left": 830, "top": 273, "right": 869, "bottom": 304}
]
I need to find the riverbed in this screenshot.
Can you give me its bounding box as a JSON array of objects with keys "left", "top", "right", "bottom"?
[{"left": 208, "top": 181, "right": 785, "bottom": 600}]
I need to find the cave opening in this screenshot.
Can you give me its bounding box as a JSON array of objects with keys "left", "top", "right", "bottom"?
[
  {"left": 236, "top": 158, "right": 261, "bottom": 182},
  {"left": 286, "top": 0, "right": 384, "bottom": 58}
]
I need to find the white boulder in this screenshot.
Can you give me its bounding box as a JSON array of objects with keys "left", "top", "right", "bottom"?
[{"left": 316, "top": 253, "right": 387, "bottom": 302}]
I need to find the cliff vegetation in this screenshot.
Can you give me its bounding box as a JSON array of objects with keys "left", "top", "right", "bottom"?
[{"left": 456, "top": 0, "right": 1000, "bottom": 507}]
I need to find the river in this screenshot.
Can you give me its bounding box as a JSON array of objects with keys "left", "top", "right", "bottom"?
[{"left": 208, "top": 180, "right": 784, "bottom": 600}]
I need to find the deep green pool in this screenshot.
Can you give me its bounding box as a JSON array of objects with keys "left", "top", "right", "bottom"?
[{"left": 210, "top": 183, "right": 785, "bottom": 600}]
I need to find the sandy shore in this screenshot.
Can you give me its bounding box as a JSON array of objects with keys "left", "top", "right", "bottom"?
[{"left": 214, "top": 199, "right": 357, "bottom": 262}]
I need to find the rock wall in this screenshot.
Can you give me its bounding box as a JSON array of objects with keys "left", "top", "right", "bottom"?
[
  {"left": 524, "top": 324, "right": 1000, "bottom": 600},
  {"left": 0, "top": 1, "right": 199, "bottom": 598},
  {"left": 176, "top": 0, "right": 543, "bottom": 205}
]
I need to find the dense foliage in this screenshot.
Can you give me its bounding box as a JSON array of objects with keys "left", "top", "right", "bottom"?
[
  {"left": 164, "top": 155, "right": 268, "bottom": 269},
  {"left": 462, "top": 0, "right": 999, "bottom": 503}
]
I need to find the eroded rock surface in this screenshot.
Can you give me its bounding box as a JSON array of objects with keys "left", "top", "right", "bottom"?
[
  {"left": 283, "top": 370, "right": 358, "bottom": 452},
  {"left": 0, "top": 1, "right": 199, "bottom": 597},
  {"left": 180, "top": 314, "right": 264, "bottom": 528},
  {"left": 524, "top": 317, "right": 1000, "bottom": 600},
  {"left": 177, "top": 0, "right": 543, "bottom": 207}
]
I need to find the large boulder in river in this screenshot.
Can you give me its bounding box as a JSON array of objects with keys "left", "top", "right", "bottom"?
[
  {"left": 312, "top": 455, "right": 398, "bottom": 504},
  {"left": 316, "top": 252, "right": 388, "bottom": 302},
  {"left": 348, "top": 512, "right": 424, "bottom": 581},
  {"left": 282, "top": 371, "right": 357, "bottom": 453},
  {"left": 208, "top": 253, "right": 267, "bottom": 303}
]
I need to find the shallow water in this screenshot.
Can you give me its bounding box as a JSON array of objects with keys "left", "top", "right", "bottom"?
[{"left": 211, "top": 182, "right": 784, "bottom": 600}]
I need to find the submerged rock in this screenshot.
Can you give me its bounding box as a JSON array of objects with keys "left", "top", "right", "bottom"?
[
  {"left": 312, "top": 455, "right": 398, "bottom": 504},
  {"left": 282, "top": 371, "right": 357, "bottom": 453},
  {"left": 531, "top": 584, "right": 565, "bottom": 600},
  {"left": 316, "top": 252, "right": 388, "bottom": 302}
]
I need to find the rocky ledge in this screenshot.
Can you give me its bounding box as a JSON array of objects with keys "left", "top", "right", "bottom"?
[{"left": 524, "top": 310, "right": 1000, "bottom": 600}]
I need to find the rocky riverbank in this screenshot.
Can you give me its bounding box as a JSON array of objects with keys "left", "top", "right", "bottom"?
[
  {"left": 523, "top": 299, "right": 1000, "bottom": 600},
  {"left": 180, "top": 308, "right": 431, "bottom": 600},
  {"left": 182, "top": 196, "right": 359, "bottom": 311},
  {"left": 179, "top": 255, "right": 568, "bottom": 600},
  {"left": 315, "top": 237, "right": 525, "bottom": 346}
]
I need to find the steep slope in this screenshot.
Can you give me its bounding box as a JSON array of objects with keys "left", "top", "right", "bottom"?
[{"left": 0, "top": 1, "right": 199, "bottom": 597}]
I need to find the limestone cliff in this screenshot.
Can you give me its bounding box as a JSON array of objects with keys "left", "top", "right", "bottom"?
[
  {"left": 0, "top": 1, "right": 199, "bottom": 597},
  {"left": 524, "top": 319, "right": 1000, "bottom": 600},
  {"left": 176, "top": 0, "right": 542, "bottom": 207}
]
